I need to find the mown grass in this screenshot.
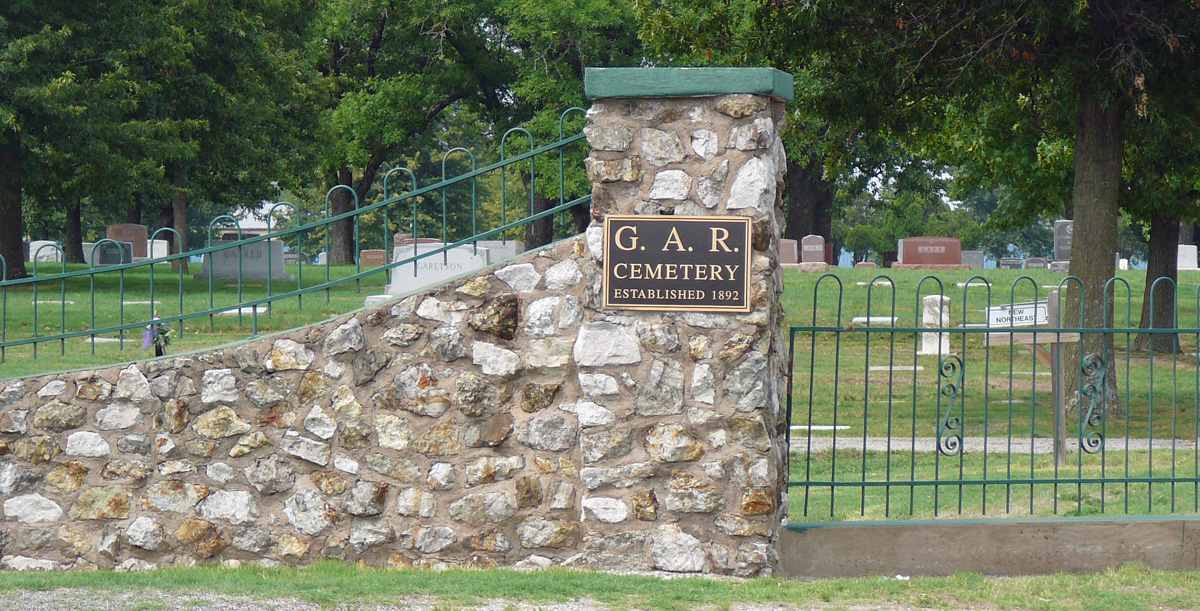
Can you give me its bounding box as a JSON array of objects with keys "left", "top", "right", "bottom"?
[
  {"left": 788, "top": 448, "right": 1200, "bottom": 521},
  {"left": 784, "top": 267, "right": 1200, "bottom": 440},
  {"left": 0, "top": 262, "right": 389, "bottom": 378},
  {"left": 0, "top": 561, "right": 1199, "bottom": 610}
]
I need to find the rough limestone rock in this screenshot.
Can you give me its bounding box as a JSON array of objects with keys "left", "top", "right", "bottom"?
[
  {"left": 75, "top": 378, "right": 112, "bottom": 402},
  {"left": 573, "top": 322, "right": 641, "bottom": 366},
  {"left": 544, "top": 260, "right": 582, "bottom": 291},
  {"left": 584, "top": 123, "right": 633, "bottom": 152},
  {"left": 32, "top": 400, "right": 85, "bottom": 432},
  {"left": 472, "top": 342, "right": 520, "bottom": 377},
  {"left": 95, "top": 402, "right": 142, "bottom": 431},
  {"left": 464, "top": 455, "right": 524, "bottom": 487},
  {"left": 141, "top": 480, "right": 209, "bottom": 514},
  {"left": 349, "top": 518, "right": 396, "bottom": 552},
  {"left": 517, "top": 413, "right": 578, "bottom": 452},
  {"left": 651, "top": 524, "right": 706, "bottom": 572},
  {"left": 396, "top": 487, "right": 437, "bottom": 517},
  {"left": 113, "top": 365, "right": 153, "bottom": 403},
  {"left": 200, "top": 369, "right": 240, "bottom": 405},
  {"left": 1, "top": 556, "right": 59, "bottom": 572},
  {"left": 3, "top": 493, "right": 62, "bottom": 523},
  {"left": 344, "top": 481, "right": 388, "bottom": 516},
  {"left": 415, "top": 526, "right": 456, "bottom": 553},
  {"left": 174, "top": 518, "right": 227, "bottom": 558},
  {"left": 428, "top": 326, "right": 467, "bottom": 362},
  {"left": 578, "top": 373, "right": 619, "bottom": 397},
  {"left": 280, "top": 434, "right": 331, "bottom": 466},
  {"left": 517, "top": 518, "right": 579, "bottom": 549},
  {"left": 494, "top": 263, "right": 541, "bottom": 292},
  {"left": 692, "top": 129, "right": 719, "bottom": 161},
  {"left": 580, "top": 462, "right": 654, "bottom": 491},
  {"left": 0, "top": 409, "right": 27, "bottom": 434},
  {"left": 264, "top": 339, "right": 314, "bottom": 372},
  {"left": 65, "top": 431, "right": 111, "bottom": 458},
  {"left": 192, "top": 406, "right": 252, "bottom": 438},
  {"left": 726, "top": 155, "right": 776, "bottom": 214},
  {"left": 641, "top": 128, "right": 686, "bottom": 166},
  {"left": 324, "top": 318, "right": 365, "bottom": 357},
  {"left": 374, "top": 413, "right": 412, "bottom": 451},
  {"left": 11, "top": 436, "right": 60, "bottom": 464},
  {"left": 198, "top": 490, "right": 260, "bottom": 525},
  {"left": 0, "top": 462, "right": 38, "bottom": 495},
  {"left": 635, "top": 360, "right": 684, "bottom": 416},
  {"left": 560, "top": 401, "right": 616, "bottom": 428},
  {"left": 243, "top": 455, "right": 296, "bottom": 495},
  {"left": 581, "top": 497, "right": 628, "bottom": 523},
  {"left": 303, "top": 405, "right": 337, "bottom": 440},
  {"left": 523, "top": 297, "right": 559, "bottom": 337},
  {"left": 463, "top": 414, "right": 513, "bottom": 448},
  {"left": 467, "top": 294, "right": 519, "bottom": 341},
  {"left": 645, "top": 423, "right": 704, "bottom": 463},
  {"left": 697, "top": 159, "right": 729, "bottom": 209},
  {"left": 283, "top": 490, "right": 335, "bottom": 536},
  {"left": 724, "top": 353, "right": 768, "bottom": 412},
  {"left": 648, "top": 169, "right": 692, "bottom": 200},
  {"left": 448, "top": 492, "right": 515, "bottom": 527},
  {"left": 426, "top": 463, "right": 456, "bottom": 491},
  {"left": 126, "top": 516, "right": 166, "bottom": 551},
  {"left": 70, "top": 486, "right": 133, "bottom": 520},
  {"left": 580, "top": 428, "right": 633, "bottom": 464}
]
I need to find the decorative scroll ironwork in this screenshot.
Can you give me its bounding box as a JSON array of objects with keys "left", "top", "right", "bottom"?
[
  {"left": 937, "top": 355, "right": 964, "bottom": 456},
  {"left": 1079, "top": 353, "right": 1107, "bottom": 454}
]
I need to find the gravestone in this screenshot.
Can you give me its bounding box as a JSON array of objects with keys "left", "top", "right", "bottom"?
[
  {"left": 1024, "top": 257, "right": 1047, "bottom": 269},
  {"left": 800, "top": 235, "right": 825, "bottom": 263},
  {"left": 475, "top": 240, "right": 525, "bottom": 264},
  {"left": 107, "top": 224, "right": 149, "bottom": 259},
  {"left": 896, "top": 239, "right": 905, "bottom": 264},
  {"left": 194, "top": 240, "right": 294, "bottom": 282},
  {"left": 824, "top": 243, "right": 835, "bottom": 265},
  {"left": 283, "top": 252, "right": 308, "bottom": 265},
  {"left": 1118, "top": 258, "right": 1129, "bottom": 271},
  {"left": 94, "top": 242, "right": 133, "bottom": 266},
  {"left": 894, "top": 237, "right": 963, "bottom": 270},
  {"left": 854, "top": 262, "right": 877, "bottom": 268},
  {"left": 961, "top": 250, "right": 985, "bottom": 270},
  {"left": 882, "top": 251, "right": 898, "bottom": 268},
  {"left": 147, "top": 239, "right": 170, "bottom": 259},
  {"left": 359, "top": 249, "right": 387, "bottom": 267},
  {"left": 81, "top": 242, "right": 96, "bottom": 265},
  {"left": 998, "top": 257, "right": 1022, "bottom": 269},
  {"left": 1049, "top": 261, "right": 1070, "bottom": 274},
  {"left": 779, "top": 239, "right": 799, "bottom": 265},
  {"left": 313, "top": 252, "right": 326, "bottom": 265},
  {"left": 1053, "top": 220, "right": 1073, "bottom": 261},
  {"left": 28, "top": 241, "right": 61, "bottom": 263},
  {"left": 1179, "top": 245, "right": 1199, "bottom": 271},
  {"left": 917, "top": 295, "right": 952, "bottom": 355},
  {"left": 380, "top": 241, "right": 491, "bottom": 298}
]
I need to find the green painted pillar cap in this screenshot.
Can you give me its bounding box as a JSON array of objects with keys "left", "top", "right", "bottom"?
[{"left": 584, "top": 67, "right": 793, "bottom": 102}]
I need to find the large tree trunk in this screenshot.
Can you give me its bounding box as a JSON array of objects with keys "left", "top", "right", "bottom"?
[
  {"left": 783, "top": 158, "right": 834, "bottom": 241},
  {"left": 127, "top": 192, "right": 144, "bottom": 225},
  {"left": 65, "top": 201, "right": 84, "bottom": 264},
  {"left": 0, "top": 132, "right": 29, "bottom": 280},
  {"left": 523, "top": 172, "right": 554, "bottom": 249},
  {"left": 1133, "top": 211, "right": 1180, "bottom": 353},
  {"left": 1064, "top": 90, "right": 1122, "bottom": 414},
  {"left": 171, "top": 164, "right": 190, "bottom": 274},
  {"left": 328, "top": 166, "right": 356, "bottom": 265}
]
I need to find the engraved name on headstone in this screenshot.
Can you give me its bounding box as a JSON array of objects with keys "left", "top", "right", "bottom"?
[
  {"left": 386, "top": 242, "right": 491, "bottom": 296},
  {"left": 1053, "top": 220, "right": 1073, "bottom": 261},
  {"left": 998, "top": 257, "right": 1023, "bottom": 269},
  {"left": 95, "top": 241, "right": 133, "bottom": 266},
  {"left": 1024, "top": 257, "right": 1047, "bottom": 269},
  {"left": 359, "top": 249, "right": 387, "bottom": 268},
  {"left": 779, "top": 239, "right": 799, "bottom": 265},
  {"left": 800, "top": 235, "right": 826, "bottom": 263},
  {"left": 899, "top": 237, "right": 961, "bottom": 266},
  {"left": 195, "top": 240, "right": 295, "bottom": 281}
]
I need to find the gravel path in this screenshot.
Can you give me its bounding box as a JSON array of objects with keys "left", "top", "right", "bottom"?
[
  {"left": 0, "top": 589, "right": 942, "bottom": 611},
  {"left": 793, "top": 436, "right": 1197, "bottom": 454}
]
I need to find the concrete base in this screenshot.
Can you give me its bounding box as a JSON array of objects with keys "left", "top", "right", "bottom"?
[
  {"left": 790, "top": 262, "right": 829, "bottom": 272},
  {"left": 779, "top": 516, "right": 1200, "bottom": 578},
  {"left": 891, "top": 263, "right": 968, "bottom": 271},
  {"left": 1049, "top": 261, "right": 1070, "bottom": 274}
]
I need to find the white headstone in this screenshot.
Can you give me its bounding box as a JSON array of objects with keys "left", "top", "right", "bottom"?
[
  {"left": 81, "top": 242, "right": 96, "bottom": 265},
  {"left": 1178, "top": 245, "right": 1198, "bottom": 271},
  {"left": 29, "top": 241, "right": 61, "bottom": 263},
  {"left": 475, "top": 240, "right": 524, "bottom": 264},
  {"left": 195, "top": 240, "right": 294, "bottom": 282},
  {"left": 147, "top": 239, "right": 170, "bottom": 259},
  {"left": 385, "top": 242, "right": 491, "bottom": 296},
  {"left": 917, "top": 295, "right": 951, "bottom": 356}
]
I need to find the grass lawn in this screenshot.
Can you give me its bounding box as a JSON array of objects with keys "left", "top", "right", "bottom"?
[
  {"left": 0, "top": 262, "right": 389, "bottom": 379},
  {"left": 1, "top": 561, "right": 1199, "bottom": 610}
]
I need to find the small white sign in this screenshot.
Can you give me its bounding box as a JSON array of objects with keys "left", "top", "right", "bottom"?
[{"left": 987, "top": 302, "right": 1048, "bottom": 327}]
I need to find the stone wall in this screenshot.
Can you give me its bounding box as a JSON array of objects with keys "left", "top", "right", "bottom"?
[{"left": 0, "top": 84, "right": 788, "bottom": 576}]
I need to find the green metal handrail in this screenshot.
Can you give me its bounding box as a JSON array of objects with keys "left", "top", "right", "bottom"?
[{"left": 0, "top": 127, "right": 589, "bottom": 364}]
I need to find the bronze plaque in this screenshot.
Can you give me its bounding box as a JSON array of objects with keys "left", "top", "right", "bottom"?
[{"left": 603, "top": 215, "right": 751, "bottom": 313}]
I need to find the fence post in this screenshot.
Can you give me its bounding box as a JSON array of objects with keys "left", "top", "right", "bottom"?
[
  {"left": 1048, "top": 289, "right": 1067, "bottom": 466},
  {"left": 918, "top": 295, "right": 951, "bottom": 355}
]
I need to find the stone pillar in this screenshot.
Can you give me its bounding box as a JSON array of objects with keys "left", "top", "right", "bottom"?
[
  {"left": 580, "top": 67, "right": 792, "bottom": 576},
  {"left": 918, "top": 295, "right": 951, "bottom": 355}
]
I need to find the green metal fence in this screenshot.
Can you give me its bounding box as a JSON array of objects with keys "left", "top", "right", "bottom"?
[
  {"left": 0, "top": 110, "right": 590, "bottom": 372},
  {"left": 787, "top": 273, "right": 1200, "bottom": 521}
]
